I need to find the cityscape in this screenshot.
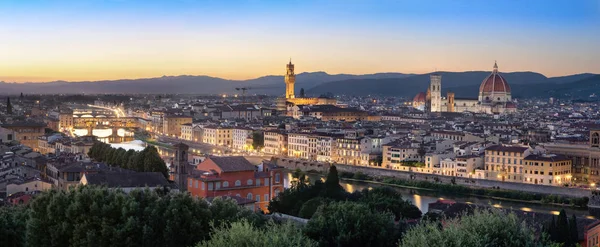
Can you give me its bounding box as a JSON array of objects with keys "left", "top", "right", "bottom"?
[{"left": 1, "top": 1, "right": 600, "bottom": 247}]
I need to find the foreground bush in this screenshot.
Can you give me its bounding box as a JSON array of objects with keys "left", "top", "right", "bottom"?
[
  {"left": 399, "top": 209, "right": 558, "bottom": 247},
  {"left": 2, "top": 186, "right": 261, "bottom": 247},
  {"left": 197, "top": 220, "right": 317, "bottom": 247},
  {"left": 304, "top": 201, "right": 401, "bottom": 247}
]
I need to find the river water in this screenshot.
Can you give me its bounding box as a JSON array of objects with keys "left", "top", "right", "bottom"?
[{"left": 286, "top": 172, "right": 595, "bottom": 218}]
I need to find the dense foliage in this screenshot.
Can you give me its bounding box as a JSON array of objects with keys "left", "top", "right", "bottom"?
[
  {"left": 251, "top": 132, "right": 264, "bottom": 150},
  {"left": 269, "top": 167, "right": 422, "bottom": 221},
  {"left": 338, "top": 171, "right": 589, "bottom": 208},
  {"left": 400, "top": 209, "right": 558, "bottom": 247},
  {"left": 88, "top": 142, "right": 168, "bottom": 177},
  {"left": 197, "top": 220, "right": 317, "bottom": 247},
  {"left": 2, "top": 186, "right": 261, "bottom": 247},
  {"left": 305, "top": 201, "right": 401, "bottom": 247}
]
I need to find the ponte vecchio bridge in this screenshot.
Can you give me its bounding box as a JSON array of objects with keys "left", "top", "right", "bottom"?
[{"left": 66, "top": 105, "right": 139, "bottom": 143}]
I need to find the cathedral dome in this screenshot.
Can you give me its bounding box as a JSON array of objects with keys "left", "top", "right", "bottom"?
[
  {"left": 479, "top": 62, "right": 511, "bottom": 94},
  {"left": 413, "top": 92, "right": 426, "bottom": 103}
]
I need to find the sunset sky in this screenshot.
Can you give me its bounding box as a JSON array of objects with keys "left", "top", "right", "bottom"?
[{"left": 0, "top": 0, "right": 599, "bottom": 82}]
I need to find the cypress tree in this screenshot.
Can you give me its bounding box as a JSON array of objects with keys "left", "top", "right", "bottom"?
[
  {"left": 6, "top": 97, "right": 12, "bottom": 115},
  {"left": 557, "top": 209, "right": 570, "bottom": 244},
  {"left": 569, "top": 214, "right": 578, "bottom": 247}
]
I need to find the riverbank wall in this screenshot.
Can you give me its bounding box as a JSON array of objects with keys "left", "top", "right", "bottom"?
[{"left": 272, "top": 156, "right": 591, "bottom": 198}]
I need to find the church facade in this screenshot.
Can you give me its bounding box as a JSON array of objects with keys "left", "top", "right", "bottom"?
[{"left": 414, "top": 62, "right": 517, "bottom": 114}]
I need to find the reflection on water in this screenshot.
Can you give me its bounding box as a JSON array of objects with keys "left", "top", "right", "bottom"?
[{"left": 286, "top": 172, "right": 593, "bottom": 217}]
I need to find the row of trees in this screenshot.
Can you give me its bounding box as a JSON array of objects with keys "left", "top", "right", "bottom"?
[
  {"left": 87, "top": 142, "right": 168, "bottom": 177},
  {"left": 1, "top": 186, "right": 264, "bottom": 247},
  {"left": 544, "top": 209, "right": 579, "bottom": 247}
]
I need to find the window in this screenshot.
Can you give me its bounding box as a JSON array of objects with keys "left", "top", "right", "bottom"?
[
  {"left": 256, "top": 195, "right": 260, "bottom": 202},
  {"left": 256, "top": 179, "right": 261, "bottom": 186},
  {"left": 264, "top": 194, "right": 269, "bottom": 202},
  {"left": 223, "top": 181, "right": 229, "bottom": 187},
  {"left": 235, "top": 180, "right": 241, "bottom": 186},
  {"left": 275, "top": 173, "right": 280, "bottom": 183},
  {"left": 202, "top": 182, "right": 205, "bottom": 190},
  {"left": 208, "top": 182, "right": 213, "bottom": 190},
  {"left": 215, "top": 182, "right": 220, "bottom": 189},
  {"left": 274, "top": 189, "right": 280, "bottom": 195},
  {"left": 188, "top": 179, "right": 192, "bottom": 187},
  {"left": 265, "top": 178, "right": 269, "bottom": 186},
  {"left": 236, "top": 194, "right": 241, "bottom": 197},
  {"left": 194, "top": 181, "right": 198, "bottom": 188},
  {"left": 247, "top": 179, "right": 253, "bottom": 186},
  {"left": 247, "top": 193, "right": 253, "bottom": 199}
]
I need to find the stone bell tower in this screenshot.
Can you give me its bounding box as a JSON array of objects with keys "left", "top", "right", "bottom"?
[
  {"left": 429, "top": 74, "right": 442, "bottom": 112},
  {"left": 285, "top": 59, "right": 296, "bottom": 99},
  {"left": 172, "top": 143, "right": 189, "bottom": 191}
]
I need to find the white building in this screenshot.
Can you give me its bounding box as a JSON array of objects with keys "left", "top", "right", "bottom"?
[
  {"left": 263, "top": 130, "right": 287, "bottom": 155},
  {"left": 180, "top": 123, "right": 193, "bottom": 141},
  {"left": 232, "top": 127, "right": 253, "bottom": 151}
]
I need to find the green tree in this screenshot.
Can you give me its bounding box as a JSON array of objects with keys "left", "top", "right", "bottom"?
[
  {"left": 0, "top": 206, "right": 27, "bottom": 247},
  {"left": 197, "top": 220, "right": 317, "bottom": 247},
  {"left": 298, "top": 197, "right": 328, "bottom": 219},
  {"left": 252, "top": 132, "right": 264, "bottom": 150},
  {"left": 268, "top": 180, "right": 325, "bottom": 216},
  {"left": 358, "top": 187, "right": 422, "bottom": 220},
  {"left": 399, "top": 209, "right": 558, "bottom": 247},
  {"left": 291, "top": 168, "right": 310, "bottom": 189},
  {"left": 556, "top": 209, "right": 570, "bottom": 244},
  {"left": 208, "top": 197, "right": 265, "bottom": 228},
  {"left": 142, "top": 146, "right": 168, "bottom": 177},
  {"left": 25, "top": 186, "right": 215, "bottom": 247},
  {"left": 304, "top": 201, "right": 399, "bottom": 247},
  {"left": 569, "top": 214, "right": 579, "bottom": 247},
  {"left": 323, "top": 165, "right": 345, "bottom": 200}
]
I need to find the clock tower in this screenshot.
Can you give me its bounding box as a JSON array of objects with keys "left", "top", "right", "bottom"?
[{"left": 285, "top": 59, "right": 296, "bottom": 99}]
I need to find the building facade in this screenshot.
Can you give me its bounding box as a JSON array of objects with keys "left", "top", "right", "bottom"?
[
  {"left": 484, "top": 145, "right": 532, "bottom": 182},
  {"left": 263, "top": 130, "right": 288, "bottom": 155},
  {"left": 162, "top": 114, "right": 192, "bottom": 138},
  {"left": 186, "top": 156, "right": 284, "bottom": 212},
  {"left": 522, "top": 154, "right": 572, "bottom": 186}
]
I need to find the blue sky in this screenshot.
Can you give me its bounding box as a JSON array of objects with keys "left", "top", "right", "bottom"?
[{"left": 0, "top": 0, "right": 598, "bottom": 82}]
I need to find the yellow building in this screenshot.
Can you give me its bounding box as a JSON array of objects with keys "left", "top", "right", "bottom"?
[
  {"left": 201, "top": 126, "right": 232, "bottom": 147},
  {"left": 162, "top": 114, "right": 192, "bottom": 138},
  {"left": 59, "top": 110, "right": 74, "bottom": 131},
  {"left": 484, "top": 145, "right": 531, "bottom": 182},
  {"left": 523, "top": 154, "right": 572, "bottom": 186},
  {"left": 1, "top": 122, "right": 47, "bottom": 149}
]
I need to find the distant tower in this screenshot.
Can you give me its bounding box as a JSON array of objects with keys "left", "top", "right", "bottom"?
[
  {"left": 6, "top": 97, "right": 12, "bottom": 115},
  {"left": 429, "top": 74, "right": 442, "bottom": 112},
  {"left": 285, "top": 59, "right": 296, "bottom": 99},
  {"left": 172, "top": 143, "right": 189, "bottom": 191},
  {"left": 447, "top": 92, "right": 455, "bottom": 112}
]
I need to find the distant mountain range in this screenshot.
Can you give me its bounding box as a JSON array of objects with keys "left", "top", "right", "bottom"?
[{"left": 1, "top": 71, "right": 598, "bottom": 99}]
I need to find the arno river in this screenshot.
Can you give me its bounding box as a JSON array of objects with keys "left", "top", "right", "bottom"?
[
  {"left": 286, "top": 172, "right": 595, "bottom": 218},
  {"left": 137, "top": 141, "right": 594, "bottom": 218}
]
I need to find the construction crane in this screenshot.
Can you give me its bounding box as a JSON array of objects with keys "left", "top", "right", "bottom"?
[{"left": 235, "top": 87, "right": 251, "bottom": 103}]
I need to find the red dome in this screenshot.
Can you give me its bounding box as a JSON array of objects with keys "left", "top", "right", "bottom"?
[
  {"left": 479, "top": 62, "right": 510, "bottom": 94},
  {"left": 413, "top": 92, "right": 426, "bottom": 102}
]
